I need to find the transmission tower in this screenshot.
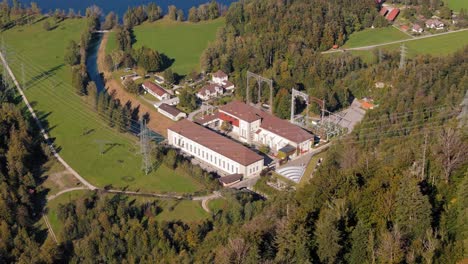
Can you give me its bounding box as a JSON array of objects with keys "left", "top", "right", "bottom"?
[
  {"left": 399, "top": 44, "right": 407, "bottom": 69},
  {"left": 140, "top": 119, "right": 151, "bottom": 175}
]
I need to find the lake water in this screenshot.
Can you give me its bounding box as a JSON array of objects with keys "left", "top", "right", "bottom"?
[{"left": 33, "top": 0, "right": 237, "bottom": 18}]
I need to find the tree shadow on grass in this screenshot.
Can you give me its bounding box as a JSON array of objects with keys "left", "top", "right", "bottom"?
[{"left": 25, "top": 64, "right": 64, "bottom": 88}]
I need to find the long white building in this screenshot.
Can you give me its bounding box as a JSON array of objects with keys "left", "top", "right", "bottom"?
[{"left": 168, "top": 119, "right": 264, "bottom": 177}]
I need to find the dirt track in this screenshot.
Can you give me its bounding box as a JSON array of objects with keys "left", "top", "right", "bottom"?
[{"left": 97, "top": 33, "right": 173, "bottom": 137}]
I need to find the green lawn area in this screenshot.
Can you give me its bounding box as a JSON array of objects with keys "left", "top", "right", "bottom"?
[
  {"left": 343, "top": 27, "right": 411, "bottom": 48},
  {"left": 444, "top": 0, "right": 468, "bottom": 11},
  {"left": 334, "top": 30, "right": 468, "bottom": 63},
  {"left": 2, "top": 17, "right": 202, "bottom": 194},
  {"left": 208, "top": 198, "right": 228, "bottom": 214},
  {"left": 107, "top": 18, "right": 225, "bottom": 75}
]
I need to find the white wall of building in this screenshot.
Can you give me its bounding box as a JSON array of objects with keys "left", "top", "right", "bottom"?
[{"left": 168, "top": 130, "right": 263, "bottom": 177}]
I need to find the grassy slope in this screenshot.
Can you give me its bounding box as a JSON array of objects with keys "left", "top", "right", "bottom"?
[
  {"left": 343, "top": 27, "right": 411, "bottom": 48},
  {"left": 337, "top": 30, "right": 468, "bottom": 63},
  {"left": 2, "top": 17, "right": 201, "bottom": 194},
  {"left": 444, "top": 0, "right": 468, "bottom": 11},
  {"left": 107, "top": 18, "right": 225, "bottom": 75}
]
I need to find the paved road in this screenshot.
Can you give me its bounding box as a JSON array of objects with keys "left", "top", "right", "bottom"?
[{"left": 322, "top": 28, "right": 468, "bottom": 54}]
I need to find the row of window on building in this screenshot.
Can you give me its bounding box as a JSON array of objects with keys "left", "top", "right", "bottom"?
[{"left": 176, "top": 137, "right": 240, "bottom": 174}]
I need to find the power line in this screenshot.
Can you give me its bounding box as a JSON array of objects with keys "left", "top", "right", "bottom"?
[
  {"left": 4, "top": 49, "right": 143, "bottom": 136},
  {"left": 399, "top": 44, "right": 407, "bottom": 70}
]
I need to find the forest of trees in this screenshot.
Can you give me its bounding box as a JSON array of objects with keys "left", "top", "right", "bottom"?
[{"left": 201, "top": 0, "right": 389, "bottom": 117}]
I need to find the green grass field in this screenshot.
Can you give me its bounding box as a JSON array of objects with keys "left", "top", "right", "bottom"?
[
  {"left": 444, "top": 0, "right": 468, "bottom": 11},
  {"left": 2, "top": 17, "right": 202, "bottom": 194},
  {"left": 343, "top": 27, "right": 411, "bottom": 48},
  {"left": 333, "top": 30, "right": 468, "bottom": 63},
  {"left": 107, "top": 18, "right": 225, "bottom": 75}
]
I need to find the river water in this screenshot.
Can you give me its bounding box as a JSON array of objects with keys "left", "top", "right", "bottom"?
[
  {"left": 33, "top": 0, "right": 237, "bottom": 18},
  {"left": 86, "top": 34, "right": 105, "bottom": 92}
]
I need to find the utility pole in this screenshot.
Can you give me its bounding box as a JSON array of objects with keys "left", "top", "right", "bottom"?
[
  {"left": 399, "top": 44, "right": 407, "bottom": 70},
  {"left": 421, "top": 132, "right": 428, "bottom": 181},
  {"left": 140, "top": 119, "right": 151, "bottom": 175}
]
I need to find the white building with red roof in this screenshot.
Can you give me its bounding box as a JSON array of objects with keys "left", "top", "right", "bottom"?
[
  {"left": 212, "top": 70, "right": 228, "bottom": 85},
  {"left": 217, "top": 101, "right": 314, "bottom": 158},
  {"left": 196, "top": 84, "right": 225, "bottom": 101},
  {"left": 168, "top": 119, "right": 264, "bottom": 177},
  {"left": 142, "top": 81, "right": 170, "bottom": 101}
]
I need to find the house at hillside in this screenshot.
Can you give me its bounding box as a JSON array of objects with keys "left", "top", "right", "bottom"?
[
  {"left": 412, "top": 24, "right": 424, "bottom": 33},
  {"left": 212, "top": 70, "right": 228, "bottom": 84},
  {"left": 142, "top": 81, "right": 170, "bottom": 101},
  {"left": 211, "top": 70, "right": 236, "bottom": 93},
  {"left": 197, "top": 84, "right": 225, "bottom": 101},
  {"left": 386, "top": 8, "right": 400, "bottom": 22},
  {"left": 168, "top": 119, "right": 264, "bottom": 178},
  {"left": 157, "top": 103, "right": 186, "bottom": 121},
  {"left": 425, "top": 19, "right": 444, "bottom": 29}
]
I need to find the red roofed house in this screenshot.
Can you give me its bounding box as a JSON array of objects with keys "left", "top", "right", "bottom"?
[
  {"left": 379, "top": 6, "right": 388, "bottom": 16},
  {"left": 425, "top": 19, "right": 444, "bottom": 29},
  {"left": 197, "top": 84, "right": 224, "bottom": 101},
  {"left": 412, "top": 24, "right": 423, "bottom": 33},
  {"left": 168, "top": 120, "right": 264, "bottom": 178},
  {"left": 211, "top": 70, "right": 236, "bottom": 93},
  {"left": 142, "top": 81, "right": 170, "bottom": 101},
  {"left": 217, "top": 101, "right": 314, "bottom": 158},
  {"left": 386, "top": 8, "right": 400, "bottom": 22},
  {"left": 212, "top": 70, "right": 228, "bottom": 84}
]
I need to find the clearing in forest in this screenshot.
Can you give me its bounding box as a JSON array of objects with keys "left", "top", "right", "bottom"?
[
  {"left": 343, "top": 27, "right": 411, "bottom": 48},
  {"left": 106, "top": 18, "right": 225, "bottom": 75}
]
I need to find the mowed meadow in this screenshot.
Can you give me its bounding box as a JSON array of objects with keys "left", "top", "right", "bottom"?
[
  {"left": 107, "top": 18, "right": 225, "bottom": 75},
  {"left": 2, "top": 17, "right": 202, "bottom": 194}
]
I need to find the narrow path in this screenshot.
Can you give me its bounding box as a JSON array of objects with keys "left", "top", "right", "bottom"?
[
  {"left": 322, "top": 28, "right": 468, "bottom": 54},
  {"left": 47, "top": 187, "right": 89, "bottom": 201},
  {"left": 199, "top": 191, "right": 222, "bottom": 213},
  {"left": 42, "top": 215, "right": 58, "bottom": 243}
]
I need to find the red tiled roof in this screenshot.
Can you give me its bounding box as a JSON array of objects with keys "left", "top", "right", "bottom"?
[
  {"left": 143, "top": 81, "right": 168, "bottom": 97},
  {"left": 219, "top": 101, "right": 262, "bottom": 122},
  {"left": 386, "top": 8, "right": 400, "bottom": 21},
  {"left": 379, "top": 7, "right": 388, "bottom": 16},
  {"left": 220, "top": 101, "right": 314, "bottom": 144},
  {"left": 194, "top": 111, "right": 219, "bottom": 125},
  {"left": 223, "top": 80, "right": 235, "bottom": 89},
  {"left": 219, "top": 174, "right": 243, "bottom": 185},
  {"left": 213, "top": 70, "right": 228, "bottom": 79},
  {"left": 159, "top": 103, "right": 183, "bottom": 117},
  {"left": 168, "top": 120, "right": 263, "bottom": 166}
]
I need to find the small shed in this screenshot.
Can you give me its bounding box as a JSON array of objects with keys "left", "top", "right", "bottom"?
[
  {"left": 219, "top": 174, "right": 243, "bottom": 186},
  {"left": 277, "top": 144, "right": 296, "bottom": 160}
]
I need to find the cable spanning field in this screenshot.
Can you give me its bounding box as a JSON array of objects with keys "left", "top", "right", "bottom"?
[
  {"left": 106, "top": 18, "right": 225, "bottom": 75},
  {"left": 2, "top": 17, "right": 203, "bottom": 194}
]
